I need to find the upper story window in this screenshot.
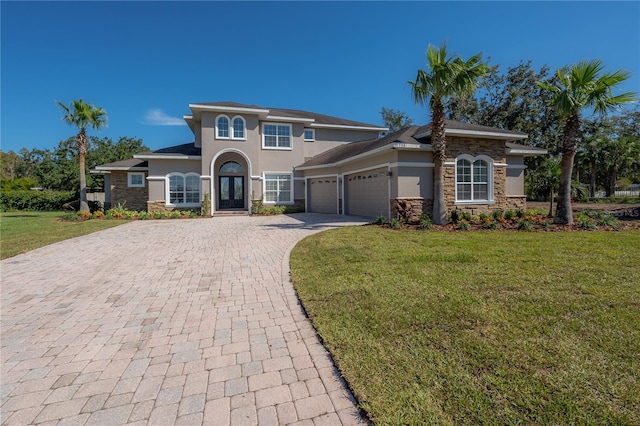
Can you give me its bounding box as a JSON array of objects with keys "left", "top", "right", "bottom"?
[
  {"left": 127, "top": 172, "right": 145, "bottom": 188},
  {"left": 216, "top": 115, "right": 229, "bottom": 139},
  {"left": 232, "top": 116, "right": 246, "bottom": 139},
  {"left": 216, "top": 115, "right": 246, "bottom": 140},
  {"left": 304, "top": 128, "right": 315, "bottom": 141},
  {"left": 167, "top": 172, "right": 200, "bottom": 206},
  {"left": 262, "top": 123, "right": 292, "bottom": 150},
  {"left": 455, "top": 155, "right": 492, "bottom": 203}
]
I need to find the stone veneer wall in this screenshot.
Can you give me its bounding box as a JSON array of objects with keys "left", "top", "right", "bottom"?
[
  {"left": 390, "top": 198, "right": 433, "bottom": 223},
  {"left": 441, "top": 137, "right": 527, "bottom": 215},
  {"left": 111, "top": 171, "right": 148, "bottom": 211}
]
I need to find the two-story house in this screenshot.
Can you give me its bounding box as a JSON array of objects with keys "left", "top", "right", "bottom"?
[{"left": 94, "top": 102, "right": 546, "bottom": 219}]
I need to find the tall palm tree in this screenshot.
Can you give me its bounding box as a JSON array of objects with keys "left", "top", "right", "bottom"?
[
  {"left": 409, "top": 43, "right": 488, "bottom": 224},
  {"left": 538, "top": 60, "right": 637, "bottom": 224},
  {"left": 57, "top": 99, "right": 107, "bottom": 213}
]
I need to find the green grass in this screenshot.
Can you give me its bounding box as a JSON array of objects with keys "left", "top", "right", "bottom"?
[
  {"left": 0, "top": 211, "right": 124, "bottom": 259},
  {"left": 291, "top": 227, "right": 640, "bottom": 425}
]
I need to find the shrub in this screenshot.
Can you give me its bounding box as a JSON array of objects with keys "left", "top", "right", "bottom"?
[
  {"left": 390, "top": 218, "right": 402, "bottom": 229},
  {"left": 482, "top": 220, "right": 500, "bottom": 230},
  {"left": 504, "top": 210, "right": 517, "bottom": 220},
  {"left": 492, "top": 210, "right": 504, "bottom": 220},
  {"left": 596, "top": 213, "right": 618, "bottom": 227},
  {"left": 517, "top": 220, "right": 534, "bottom": 231},
  {"left": 577, "top": 213, "right": 598, "bottom": 230},
  {"left": 458, "top": 220, "right": 470, "bottom": 230},
  {"left": 478, "top": 212, "right": 489, "bottom": 221},
  {"left": 541, "top": 221, "right": 552, "bottom": 230},
  {"left": 0, "top": 190, "right": 75, "bottom": 212},
  {"left": 375, "top": 215, "right": 388, "bottom": 225},
  {"left": 460, "top": 211, "right": 473, "bottom": 222},
  {"left": 449, "top": 210, "right": 460, "bottom": 223},
  {"left": 419, "top": 216, "right": 432, "bottom": 230}
]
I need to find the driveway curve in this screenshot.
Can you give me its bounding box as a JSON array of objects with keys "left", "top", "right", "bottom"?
[{"left": 1, "top": 214, "right": 368, "bottom": 425}]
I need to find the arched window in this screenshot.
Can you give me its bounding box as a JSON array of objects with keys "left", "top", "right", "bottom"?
[
  {"left": 167, "top": 173, "right": 200, "bottom": 206},
  {"left": 232, "top": 116, "right": 246, "bottom": 139},
  {"left": 455, "top": 156, "right": 491, "bottom": 202},
  {"left": 219, "top": 161, "right": 244, "bottom": 174},
  {"left": 216, "top": 115, "right": 230, "bottom": 139}
]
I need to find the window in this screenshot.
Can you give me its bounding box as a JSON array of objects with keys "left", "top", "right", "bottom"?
[
  {"left": 263, "top": 173, "right": 292, "bottom": 203},
  {"left": 262, "top": 123, "right": 291, "bottom": 149},
  {"left": 216, "top": 115, "right": 229, "bottom": 139},
  {"left": 128, "top": 172, "right": 145, "bottom": 187},
  {"left": 304, "top": 128, "right": 315, "bottom": 141},
  {"left": 167, "top": 173, "right": 200, "bottom": 205},
  {"left": 219, "top": 161, "right": 244, "bottom": 174},
  {"left": 232, "top": 117, "right": 246, "bottom": 139},
  {"left": 456, "top": 157, "right": 491, "bottom": 202}
]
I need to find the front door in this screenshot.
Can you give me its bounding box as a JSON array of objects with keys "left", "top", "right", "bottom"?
[{"left": 219, "top": 176, "right": 244, "bottom": 209}]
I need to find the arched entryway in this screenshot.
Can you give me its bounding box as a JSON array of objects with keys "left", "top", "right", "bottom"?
[{"left": 218, "top": 161, "right": 245, "bottom": 210}]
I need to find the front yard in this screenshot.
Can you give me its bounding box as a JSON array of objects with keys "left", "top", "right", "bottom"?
[
  {"left": 0, "top": 211, "right": 124, "bottom": 259},
  {"left": 291, "top": 227, "right": 640, "bottom": 424}
]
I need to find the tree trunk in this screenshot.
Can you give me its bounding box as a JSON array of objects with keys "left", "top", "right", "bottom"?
[
  {"left": 548, "top": 188, "right": 554, "bottom": 217},
  {"left": 554, "top": 112, "right": 581, "bottom": 225},
  {"left": 431, "top": 99, "right": 447, "bottom": 225},
  {"left": 589, "top": 161, "right": 597, "bottom": 198},
  {"left": 77, "top": 130, "right": 90, "bottom": 213}
]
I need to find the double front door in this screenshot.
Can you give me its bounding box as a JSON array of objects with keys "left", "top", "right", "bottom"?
[{"left": 219, "top": 176, "right": 244, "bottom": 209}]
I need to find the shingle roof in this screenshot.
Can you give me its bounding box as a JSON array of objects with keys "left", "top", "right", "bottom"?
[
  {"left": 298, "top": 126, "right": 423, "bottom": 168},
  {"left": 137, "top": 143, "right": 201, "bottom": 157},
  {"left": 192, "top": 101, "right": 385, "bottom": 129},
  {"left": 415, "top": 120, "right": 528, "bottom": 137},
  {"left": 94, "top": 158, "right": 148, "bottom": 170}
]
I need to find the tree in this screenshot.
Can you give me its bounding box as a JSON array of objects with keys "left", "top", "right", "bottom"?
[
  {"left": 530, "top": 157, "right": 561, "bottom": 216},
  {"left": 409, "top": 42, "right": 488, "bottom": 224},
  {"left": 538, "top": 61, "right": 637, "bottom": 224},
  {"left": 380, "top": 107, "right": 413, "bottom": 134},
  {"left": 57, "top": 99, "right": 108, "bottom": 212}
]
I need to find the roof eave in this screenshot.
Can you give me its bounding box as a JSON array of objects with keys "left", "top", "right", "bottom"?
[
  {"left": 415, "top": 128, "right": 528, "bottom": 141},
  {"left": 134, "top": 154, "right": 202, "bottom": 160},
  {"left": 310, "top": 123, "right": 387, "bottom": 132}
]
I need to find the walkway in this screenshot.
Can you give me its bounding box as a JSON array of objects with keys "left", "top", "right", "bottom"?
[{"left": 1, "top": 214, "right": 369, "bottom": 425}]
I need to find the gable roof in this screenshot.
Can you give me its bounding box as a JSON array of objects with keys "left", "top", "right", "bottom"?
[
  {"left": 93, "top": 158, "right": 148, "bottom": 172},
  {"left": 134, "top": 143, "right": 202, "bottom": 160},
  {"left": 297, "top": 121, "right": 546, "bottom": 170},
  {"left": 414, "top": 120, "right": 528, "bottom": 140},
  {"left": 185, "top": 102, "right": 387, "bottom": 132}
]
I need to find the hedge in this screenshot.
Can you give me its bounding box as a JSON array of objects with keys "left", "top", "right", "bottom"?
[{"left": 0, "top": 190, "right": 76, "bottom": 211}]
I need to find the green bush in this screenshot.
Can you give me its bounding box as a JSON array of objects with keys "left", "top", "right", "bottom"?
[
  {"left": 375, "top": 215, "right": 388, "bottom": 225},
  {"left": 0, "top": 190, "right": 75, "bottom": 211},
  {"left": 458, "top": 220, "right": 470, "bottom": 230},
  {"left": 419, "top": 216, "right": 432, "bottom": 230},
  {"left": 517, "top": 220, "right": 534, "bottom": 231},
  {"left": 390, "top": 218, "right": 402, "bottom": 229},
  {"left": 449, "top": 210, "right": 460, "bottom": 223},
  {"left": 492, "top": 210, "right": 504, "bottom": 220}
]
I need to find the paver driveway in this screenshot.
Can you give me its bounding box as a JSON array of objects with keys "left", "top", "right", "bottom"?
[{"left": 1, "top": 214, "right": 369, "bottom": 425}]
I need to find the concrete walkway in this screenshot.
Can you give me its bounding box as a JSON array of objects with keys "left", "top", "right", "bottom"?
[{"left": 1, "top": 214, "right": 369, "bottom": 425}]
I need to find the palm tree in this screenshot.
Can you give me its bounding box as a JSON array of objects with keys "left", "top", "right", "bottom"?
[
  {"left": 57, "top": 99, "right": 107, "bottom": 213},
  {"left": 538, "top": 60, "right": 637, "bottom": 224},
  {"left": 409, "top": 43, "right": 488, "bottom": 224}
]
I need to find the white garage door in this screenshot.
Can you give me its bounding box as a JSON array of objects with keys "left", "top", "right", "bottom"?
[
  {"left": 307, "top": 177, "right": 338, "bottom": 214},
  {"left": 345, "top": 168, "right": 389, "bottom": 218}
]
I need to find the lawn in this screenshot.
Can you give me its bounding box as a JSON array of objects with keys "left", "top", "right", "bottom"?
[
  {"left": 290, "top": 227, "right": 640, "bottom": 425},
  {"left": 0, "top": 211, "right": 124, "bottom": 259}
]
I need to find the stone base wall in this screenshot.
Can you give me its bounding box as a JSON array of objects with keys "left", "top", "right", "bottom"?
[
  {"left": 451, "top": 197, "right": 527, "bottom": 216},
  {"left": 390, "top": 198, "right": 433, "bottom": 223},
  {"left": 111, "top": 171, "right": 148, "bottom": 211}
]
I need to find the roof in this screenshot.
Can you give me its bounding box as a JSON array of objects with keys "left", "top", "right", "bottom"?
[
  {"left": 298, "top": 120, "right": 546, "bottom": 169},
  {"left": 298, "top": 126, "right": 424, "bottom": 168},
  {"left": 415, "top": 120, "right": 528, "bottom": 140},
  {"left": 185, "top": 101, "right": 387, "bottom": 131},
  {"left": 135, "top": 143, "right": 202, "bottom": 159},
  {"left": 93, "top": 158, "right": 148, "bottom": 171}
]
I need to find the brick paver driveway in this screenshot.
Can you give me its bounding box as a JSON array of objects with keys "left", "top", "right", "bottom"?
[{"left": 1, "top": 214, "right": 369, "bottom": 425}]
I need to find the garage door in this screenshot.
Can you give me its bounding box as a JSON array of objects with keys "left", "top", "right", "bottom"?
[
  {"left": 345, "top": 168, "right": 389, "bottom": 218},
  {"left": 307, "top": 177, "right": 338, "bottom": 214}
]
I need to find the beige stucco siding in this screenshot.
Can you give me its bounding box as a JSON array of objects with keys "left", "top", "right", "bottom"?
[{"left": 396, "top": 167, "right": 432, "bottom": 199}]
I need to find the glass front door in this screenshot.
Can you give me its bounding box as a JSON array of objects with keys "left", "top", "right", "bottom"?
[{"left": 219, "top": 176, "right": 244, "bottom": 209}]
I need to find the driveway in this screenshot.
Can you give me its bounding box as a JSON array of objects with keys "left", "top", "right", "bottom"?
[{"left": 1, "top": 214, "right": 369, "bottom": 425}]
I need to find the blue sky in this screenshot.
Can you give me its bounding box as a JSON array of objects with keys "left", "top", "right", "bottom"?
[{"left": 2, "top": 1, "right": 639, "bottom": 153}]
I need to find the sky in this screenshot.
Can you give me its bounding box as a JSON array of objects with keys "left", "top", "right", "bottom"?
[{"left": 1, "top": 1, "right": 639, "bottom": 153}]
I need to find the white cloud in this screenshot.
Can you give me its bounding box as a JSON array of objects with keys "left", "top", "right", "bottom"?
[{"left": 143, "top": 109, "right": 185, "bottom": 126}]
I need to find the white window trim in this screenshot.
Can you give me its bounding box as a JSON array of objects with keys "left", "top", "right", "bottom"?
[
  {"left": 127, "top": 172, "right": 145, "bottom": 188},
  {"left": 262, "top": 123, "right": 293, "bottom": 150},
  {"left": 262, "top": 172, "right": 294, "bottom": 204},
  {"left": 304, "top": 128, "right": 315, "bottom": 142},
  {"left": 231, "top": 116, "right": 246, "bottom": 140},
  {"left": 216, "top": 115, "right": 230, "bottom": 140},
  {"left": 165, "top": 172, "right": 201, "bottom": 207},
  {"left": 454, "top": 154, "right": 495, "bottom": 205}
]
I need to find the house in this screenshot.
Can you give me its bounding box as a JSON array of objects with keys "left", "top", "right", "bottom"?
[{"left": 94, "top": 102, "right": 546, "bottom": 219}]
